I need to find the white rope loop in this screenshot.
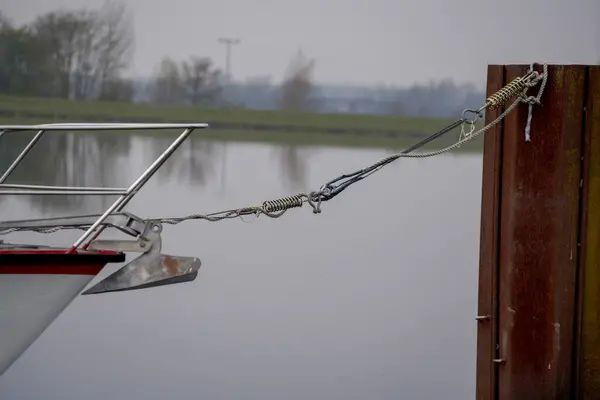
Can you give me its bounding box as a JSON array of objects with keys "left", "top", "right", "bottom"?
[{"left": 521, "top": 63, "right": 548, "bottom": 141}]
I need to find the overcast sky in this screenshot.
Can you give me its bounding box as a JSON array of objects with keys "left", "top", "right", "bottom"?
[{"left": 3, "top": 0, "right": 599, "bottom": 87}]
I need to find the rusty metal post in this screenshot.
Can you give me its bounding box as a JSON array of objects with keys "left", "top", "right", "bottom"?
[
  {"left": 577, "top": 65, "right": 600, "bottom": 399},
  {"left": 476, "top": 65, "right": 505, "bottom": 400},
  {"left": 476, "top": 64, "right": 591, "bottom": 399}
]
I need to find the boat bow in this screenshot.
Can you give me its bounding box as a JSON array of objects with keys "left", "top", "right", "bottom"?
[{"left": 0, "top": 122, "right": 207, "bottom": 377}]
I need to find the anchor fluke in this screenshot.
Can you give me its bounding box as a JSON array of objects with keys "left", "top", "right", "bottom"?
[
  {"left": 81, "top": 221, "right": 201, "bottom": 295},
  {"left": 82, "top": 253, "right": 200, "bottom": 295}
]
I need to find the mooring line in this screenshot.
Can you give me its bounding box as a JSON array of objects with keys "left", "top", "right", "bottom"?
[{"left": 0, "top": 64, "right": 549, "bottom": 235}]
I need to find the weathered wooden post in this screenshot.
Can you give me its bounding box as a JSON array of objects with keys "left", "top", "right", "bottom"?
[{"left": 476, "top": 64, "right": 600, "bottom": 399}]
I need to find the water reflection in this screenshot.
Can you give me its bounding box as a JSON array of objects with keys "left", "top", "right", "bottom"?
[
  {"left": 147, "top": 133, "right": 223, "bottom": 187},
  {"left": 271, "top": 144, "right": 315, "bottom": 191},
  {"left": 0, "top": 131, "right": 312, "bottom": 214},
  {"left": 0, "top": 131, "right": 132, "bottom": 213},
  {"left": 0, "top": 135, "right": 483, "bottom": 399}
]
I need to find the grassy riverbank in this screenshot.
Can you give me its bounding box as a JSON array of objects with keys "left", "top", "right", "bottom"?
[{"left": 0, "top": 94, "right": 484, "bottom": 151}]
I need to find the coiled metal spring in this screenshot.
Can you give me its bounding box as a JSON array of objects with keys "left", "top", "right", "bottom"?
[
  {"left": 262, "top": 194, "right": 305, "bottom": 213},
  {"left": 485, "top": 77, "right": 527, "bottom": 110}
]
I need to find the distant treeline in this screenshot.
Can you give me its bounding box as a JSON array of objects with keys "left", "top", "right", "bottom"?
[
  {"left": 0, "top": 2, "right": 485, "bottom": 118},
  {"left": 0, "top": 2, "right": 135, "bottom": 102}
]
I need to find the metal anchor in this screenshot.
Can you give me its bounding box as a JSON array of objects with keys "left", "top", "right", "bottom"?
[{"left": 82, "top": 221, "right": 201, "bottom": 295}]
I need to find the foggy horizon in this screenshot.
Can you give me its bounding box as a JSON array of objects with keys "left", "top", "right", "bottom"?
[{"left": 3, "top": 0, "right": 598, "bottom": 89}]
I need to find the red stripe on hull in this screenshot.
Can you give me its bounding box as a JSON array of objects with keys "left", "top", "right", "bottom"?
[
  {"left": 0, "top": 264, "right": 105, "bottom": 275},
  {"left": 0, "top": 248, "right": 125, "bottom": 274}
]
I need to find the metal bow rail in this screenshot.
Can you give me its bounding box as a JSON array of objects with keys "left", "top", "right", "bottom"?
[
  {"left": 0, "top": 122, "right": 207, "bottom": 250},
  {"left": 0, "top": 122, "right": 209, "bottom": 294}
]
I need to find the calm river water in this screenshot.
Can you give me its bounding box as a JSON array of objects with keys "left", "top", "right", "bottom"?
[{"left": 0, "top": 131, "right": 483, "bottom": 399}]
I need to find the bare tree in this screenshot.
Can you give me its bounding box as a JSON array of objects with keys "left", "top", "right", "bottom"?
[
  {"left": 180, "top": 56, "right": 222, "bottom": 106},
  {"left": 279, "top": 48, "right": 316, "bottom": 111},
  {"left": 147, "top": 55, "right": 222, "bottom": 106},
  {"left": 29, "top": 3, "right": 132, "bottom": 100},
  {"left": 32, "top": 10, "right": 97, "bottom": 98},
  {"left": 95, "top": 0, "right": 134, "bottom": 100},
  {"left": 0, "top": 2, "right": 133, "bottom": 100},
  {"left": 71, "top": 11, "right": 102, "bottom": 99},
  {"left": 150, "top": 56, "right": 184, "bottom": 105},
  {"left": 0, "top": 11, "right": 11, "bottom": 30}
]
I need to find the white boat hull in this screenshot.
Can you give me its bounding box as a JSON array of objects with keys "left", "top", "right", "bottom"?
[{"left": 0, "top": 273, "right": 96, "bottom": 376}]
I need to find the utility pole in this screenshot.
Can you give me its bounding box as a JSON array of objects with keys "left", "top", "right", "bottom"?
[
  {"left": 217, "top": 37, "right": 240, "bottom": 83},
  {"left": 216, "top": 37, "right": 240, "bottom": 195}
]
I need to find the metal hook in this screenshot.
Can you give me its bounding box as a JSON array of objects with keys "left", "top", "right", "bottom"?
[{"left": 462, "top": 109, "right": 483, "bottom": 125}]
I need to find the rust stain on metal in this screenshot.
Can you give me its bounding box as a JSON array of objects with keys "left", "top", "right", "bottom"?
[
  {"left": 495, "top": 65, "right": 586, "bottom": 399},
  {"left": 161, "top": 255, "right": 180, "bottom": 275},
  {"left": 476, "top": 65, "right": 505, "bottom": 400},
  {"left": 577, "top": 65, "right": 600, "bottom": 398}
]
